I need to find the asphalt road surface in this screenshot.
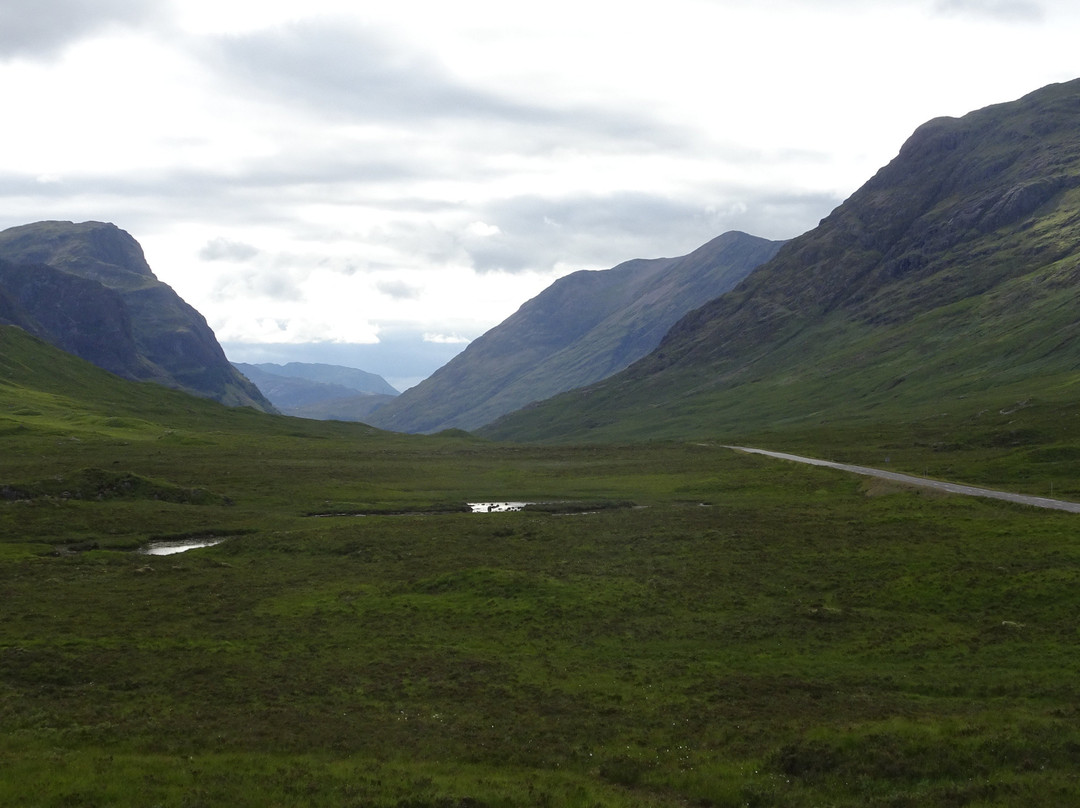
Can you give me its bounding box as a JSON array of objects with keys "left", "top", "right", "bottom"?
[{"left": 726, "top": 446, "right": 1080, "bottom": 514}]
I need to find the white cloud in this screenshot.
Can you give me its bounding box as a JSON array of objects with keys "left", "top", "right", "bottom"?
[
  {"left": 212, "top": 265, "right": 305, "bottom": 302},
  {"left": 218, "top": 314, "right": 381, "bottom": 345},
  {"left": 377, "top": 279, "right": 421, "bottom": 299},
  {"left": 466, "top": 221, "right": 501, "bottom": 237},
  {"left": 199, "top": 237, "right": 260, "bottom": 261},
  {"left": 0, "top": 0, "right": 167, "bottom": 60},
  {"left": 933, "top": 0, "right": 1045, "bottom": 21}
]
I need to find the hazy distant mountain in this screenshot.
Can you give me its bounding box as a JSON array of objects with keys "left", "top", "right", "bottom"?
[
  {"left": 0, "top": 221, "right": 274, "bottom": 412},
  {"left": 482, "top": 78, "right": 1080, "bottom": 442},
  {"left": 366, "top": 231, "right": 784, "bottom": 433},
  {"left": 242, "top": 362, "right": 398, "bottom": 396},
  {"left": 233, "top": 361, "right": 398, "bottom": 421},
  {"left": 276, "top": 393, "right": 398, "bottom": 422}
]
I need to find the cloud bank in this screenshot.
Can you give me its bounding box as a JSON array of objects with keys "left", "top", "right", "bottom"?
[
  {"left": 1, "top": 0, "right": 1078, "bottom": 382},
  {"left": 934, "top": 0, "right": 1045, "bottom": 21},
  {"left": 0, "top": 0, "right": 166, "bottom": 60}
]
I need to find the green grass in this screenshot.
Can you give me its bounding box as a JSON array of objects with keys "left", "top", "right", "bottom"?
[
  {"left": 4, "top": 326, "right": 1080, "bottom": 805},
  {"left": 4, "top": 472, "right": 1080, "bottom": 806}
]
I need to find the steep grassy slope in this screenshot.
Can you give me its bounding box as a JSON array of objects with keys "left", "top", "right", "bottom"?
[
  {"left": 484, "top": 79, "right": 1080, "bottom": 452},
  {"left": 0, "top": 221, "right": 273, "bottom": 411},
  {"left": 367, "top": 231, "right": 783, "bottom": 433},
  {"left": 0, "top": 326, "right": 280, "bottom": 455},
  {"left": 0, "top": 324, "right": 444, "bottom": 514}
]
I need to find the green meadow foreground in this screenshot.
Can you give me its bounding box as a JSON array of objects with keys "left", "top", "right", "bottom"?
[{"left": 3, "top": 331, "right": 1080, "bottom": 806}]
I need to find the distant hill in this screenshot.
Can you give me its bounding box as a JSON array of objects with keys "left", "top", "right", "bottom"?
[
  {"left": 0, "top": 221, "right": 274, "bottom": 412},
  {"left": 233, "top": 362, "right": 398, "bottom": 421},
  {"left": 278, "top": 393, "right": 398, "bottom": 422},
  {"left": 482, "top": 78, "right": 1080, "bottom": 443},
  {"left": 366, "top": 231, "right": 784, "bottom": 433},
  {"left": 239, "top": 362, "right": 398, "bottom": 396}
]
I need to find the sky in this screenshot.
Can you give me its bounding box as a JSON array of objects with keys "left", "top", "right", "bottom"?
[{"left": 1, "top": 0, "right": 1077, "bottom": 390}]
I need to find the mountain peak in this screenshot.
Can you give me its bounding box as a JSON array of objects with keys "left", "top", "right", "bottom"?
[
  {"left": 0, "top": 220, "right": 155, "bottom": 288},
  {"left": 367, "top": 230, "right": 784, "bottom": 433},
  {"left": 0, "top": 221, "right": 274, "bottom": 412}
]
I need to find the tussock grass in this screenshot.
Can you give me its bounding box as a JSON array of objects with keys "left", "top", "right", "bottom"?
[{"left": 3, "top": 326, "right": 1080, "bottom": 805}]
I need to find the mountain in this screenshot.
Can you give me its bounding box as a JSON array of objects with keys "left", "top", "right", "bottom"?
[
  {"left": 482, "top": 78, "right": 1080, "bottom": 443},
  {"left": 0, "top": 221, "right": 274, "bottom": 412},
  {"left": 239, "top": 362, "right": 398, "bottom": 396},
  {"left": 279, "top": 393, "right": 398, "bottom": 422},
  {"left": 365, "top": 231, "right": 784, "bottom": 433},
  {"left": 232, "top": 361, "right": 398, "bottom": 421}
]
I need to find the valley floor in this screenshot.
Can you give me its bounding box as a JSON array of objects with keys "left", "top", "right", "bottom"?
[{"left": 3, "top": 431, "right": 1080, "bottom": 806}]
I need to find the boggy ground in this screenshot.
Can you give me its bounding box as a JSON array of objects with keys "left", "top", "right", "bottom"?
[{"left": 2, "top": 423, "right": 1080, "bottom": 806}]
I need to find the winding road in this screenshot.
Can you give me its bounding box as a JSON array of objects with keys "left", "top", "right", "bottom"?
[{"left": 726, "top": 446, "right": 1080, "bottom": 514}]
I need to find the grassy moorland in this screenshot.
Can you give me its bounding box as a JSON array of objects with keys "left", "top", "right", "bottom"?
[{"left": 2, "top": 326, "right": 1080, "bottom": 806}]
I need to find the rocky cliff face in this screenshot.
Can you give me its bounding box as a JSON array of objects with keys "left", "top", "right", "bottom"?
[
  {"left": 0, "top": 258, "right": 145, "bottom": 378},
  {"left": 642, "top": 79, "right": 1080, "bottom": 371},
  {"left": 0, "top": 221, "right": 275, "bottom": 412},
  {"left": 366, "top": 231, "right": 784, "bottom": 433}
]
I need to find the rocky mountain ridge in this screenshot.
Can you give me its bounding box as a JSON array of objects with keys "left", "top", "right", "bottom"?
[
  {"left": 482, "top": 78, "right": 1080, "bottom": 442},
  {"left": 0, "top": 221, "right": 274, "bottom": 412},
  {"left": 366, "top": 230, "right": 784, "bottom": 433}
]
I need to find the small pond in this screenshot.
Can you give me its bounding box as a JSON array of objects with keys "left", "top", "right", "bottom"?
[
  {"left": 469, "top": 502, "right": 530, "bottom": 513},
  {"left": 307, "top": 501, "right": 632, "bottom": 518},
  {"left": 140, "top": 538, "right": 225, "bottom": 556}
]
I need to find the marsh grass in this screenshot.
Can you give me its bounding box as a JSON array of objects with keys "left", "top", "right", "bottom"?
[
  {"left": 4, "top": 447, "right": 1080, "bottom": 805},
  {"left": 3, "top": 328, "right": 1080, "bottom": 805}
]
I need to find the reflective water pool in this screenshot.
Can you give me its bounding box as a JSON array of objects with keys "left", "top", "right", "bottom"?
[
  {"left": 140, "top": 538, "right": 225, "bottom": 555},
  {"left": 468, "top": 502, "right": 530, "bottom": 513}
]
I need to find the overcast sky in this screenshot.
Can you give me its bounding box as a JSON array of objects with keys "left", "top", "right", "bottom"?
[{"left": 1, "top": 0, "right": 1077, "bottom": 389}]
